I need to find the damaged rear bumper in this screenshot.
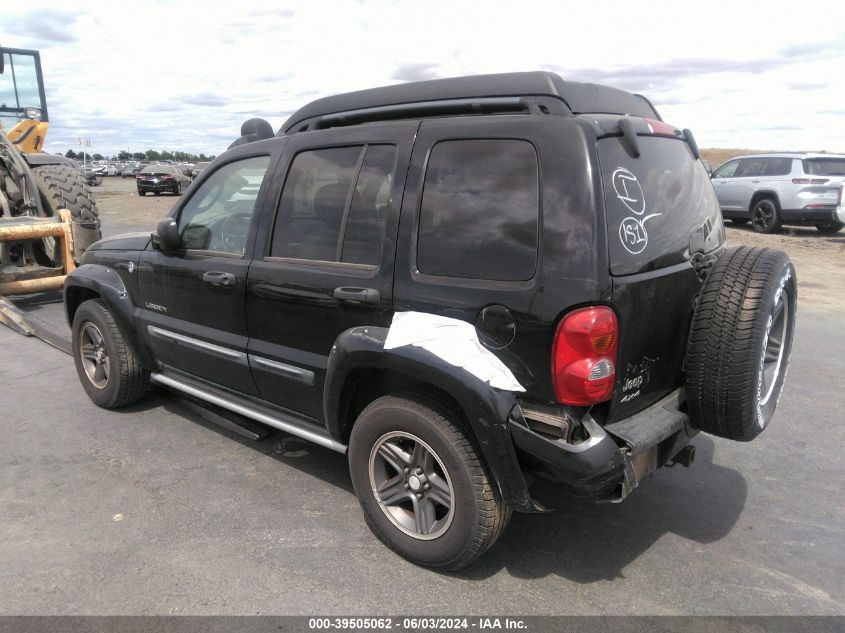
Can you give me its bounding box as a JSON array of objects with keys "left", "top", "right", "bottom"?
[{"left": 510, "top": 389, "right": 697, "bottom": 502}]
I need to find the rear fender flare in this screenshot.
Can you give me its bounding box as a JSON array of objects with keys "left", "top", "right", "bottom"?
[
  {"left": 63, "top": 264, "right": 153, "bottom": 368},
  {"left": 325, "top": 326, "right": 543, "bottom": 512}
]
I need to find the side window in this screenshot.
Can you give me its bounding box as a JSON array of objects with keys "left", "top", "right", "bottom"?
[
  {"left": 713, "top": 160, "right": 739, "bottom": 178},
  {"left": 735, "top": 157, "right": 766, "bottom": 178},
  {"left": 763, "top": 157, "right": 792, "bottom": 176},
  {"left": 417, "top": 139, "right": 539, "bottom": 282},
  {"left": 271, "top": 145, "right": 396, "bottom": 266},
  {"left": 177, "top": 156, "right": 270, "bottom": 255}
]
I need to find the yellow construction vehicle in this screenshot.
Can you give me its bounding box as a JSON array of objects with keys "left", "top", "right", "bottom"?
[{"left": 1, "top": 45, "right": 101, "bottom": 348}]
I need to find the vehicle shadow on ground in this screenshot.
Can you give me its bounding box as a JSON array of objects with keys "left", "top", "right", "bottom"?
[
  {"left": 461, "top": 435, "right": 747, "bottom": 582},
  {"left": 160, "top": 393, "right": 747, "bottom": 583},
  {"left": 160, "top": 393, "right": 356, "bottom": 494}
]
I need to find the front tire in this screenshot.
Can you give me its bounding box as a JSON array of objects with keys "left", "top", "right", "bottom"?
[
  {"left": 72, "top": 299, "right": 150, "bottom": 409},
  {"left": 751, "top": 198, "right": 782, "bottom": 233},
  {"left": 816, "top": 220, "right": 843, "bottom": 234},
  {"left": 348, "top": 392, "right": 511, "bottom": 571}
]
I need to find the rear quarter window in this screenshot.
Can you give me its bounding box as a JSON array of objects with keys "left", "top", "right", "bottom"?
[{"left": 416, "top": 139, "right": 539, "bottom": 282}]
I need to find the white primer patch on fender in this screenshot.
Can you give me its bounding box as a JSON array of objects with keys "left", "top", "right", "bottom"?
[{"left": 383, "top": 311, "right": 525, "bottom": 392}]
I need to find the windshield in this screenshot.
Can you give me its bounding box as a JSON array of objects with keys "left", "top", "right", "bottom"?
[
  {"left": 803, "top": 158, "right": 845, "bottom": 176},
  {"left": 0, "top": 50, "right": 46, "bottom": 130},
  {"left": 599, "top": 134, "right": 723, "bottom": 276}
]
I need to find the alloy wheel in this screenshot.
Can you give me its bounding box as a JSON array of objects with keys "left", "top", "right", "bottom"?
[
  {"left": 368, "top": 431, "right": 455, "bottom": 540},
  {"left": 79, "top": 322, "right": 110, "bottom": 389}
]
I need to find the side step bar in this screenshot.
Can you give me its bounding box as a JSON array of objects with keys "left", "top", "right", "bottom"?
[{"left": 150, "top": 371, "right": 347, "bottom": 454}]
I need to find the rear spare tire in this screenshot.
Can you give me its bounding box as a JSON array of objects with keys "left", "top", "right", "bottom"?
[{"left": 686, "top": 246, "right": 796, "bottom": 441}]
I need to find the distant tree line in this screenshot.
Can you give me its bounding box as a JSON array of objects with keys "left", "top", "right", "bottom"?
[{"left": 63, "top": 149, "right": 216, "bottom": 162}]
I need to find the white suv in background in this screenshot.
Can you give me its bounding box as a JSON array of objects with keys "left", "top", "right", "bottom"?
[{"left": 711, "top": 153, "right": 845, "bottom": 234}]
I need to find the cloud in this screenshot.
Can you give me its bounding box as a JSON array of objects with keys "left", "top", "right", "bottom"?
[
  {"left": 545, "top": 57, "right": 786, "bottom": 94},
  {"left": 177, "top": 93, "right": 229, "bottom": 108},
  {"left": 787, "top": 82, "right": 826, "bottom": 91},
  {"left": 256, "top": 72, "right": 294, "bottom": 83},
  {"left": 12, "top": 10, "right": 79, "bottom": 45},
  {"left": 778, "top": 36, "right": 845, "bottom": 61},
  {"left": 391, "top": 63, "right": 440, "bottom": 82}
]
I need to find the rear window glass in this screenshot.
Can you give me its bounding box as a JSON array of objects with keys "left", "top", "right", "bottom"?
[
  {"left": 417, "top": 139, "right": 539, "bottom": 281},
  {"left": 803, "top": 158, "right": 845, "bottom": 176},
  {"left": 600, "top": 136, "right": 722, "bottom": 276}
]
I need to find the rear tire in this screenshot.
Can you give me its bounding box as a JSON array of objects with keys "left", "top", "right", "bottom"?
[
  {"left": 348, "top": 391, "right": 511, "bottom": 571},
  {"left": 816, "top": 220, "right": 843, "bottom": 234},
  {"left": 72, "top": 299, "right": 150, "bottom": 409},
  {"left": 686, "top": 247, "right": 796, "bottom": 441},
  {"left": 750, "top": 198, "right": 782, "bottom": 233},
  {"left": 138, "top": 190, "right": 146, "bottom": 196}
]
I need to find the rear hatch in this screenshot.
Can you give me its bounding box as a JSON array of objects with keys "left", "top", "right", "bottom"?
[{"left": 598, "top": 121, "right": 724, "bottom": 421}]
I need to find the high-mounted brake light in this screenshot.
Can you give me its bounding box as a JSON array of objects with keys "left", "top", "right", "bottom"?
[
  {"left": 644, "top": 117, "right": 680, "bottom": 138},
  {"left": 551, "top": 306, "right": 619, "bottom": 406}
]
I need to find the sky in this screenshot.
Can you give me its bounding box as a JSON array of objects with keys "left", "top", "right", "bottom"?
[{"left": 2, "top": 0, "right": 844, "bottom": 158}]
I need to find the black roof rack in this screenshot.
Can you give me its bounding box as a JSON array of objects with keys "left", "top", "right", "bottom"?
[{"left": 280, "top": 71, "right": 660, "bottom": 134}]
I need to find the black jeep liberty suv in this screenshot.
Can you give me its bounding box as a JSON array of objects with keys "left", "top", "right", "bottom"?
[{"left": 64, "top": 72, "right": 797, "bottom": 570}]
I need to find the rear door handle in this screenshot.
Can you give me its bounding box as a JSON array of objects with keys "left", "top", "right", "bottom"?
[
  {"left": 333, "top": 287, "right": 380, "bottom": 307},
  {"left": 751, "top": 179, "right": 761, "bottom": 183},
  {"left": 202, "top": 271, "right": 237, "bottom": 287}
]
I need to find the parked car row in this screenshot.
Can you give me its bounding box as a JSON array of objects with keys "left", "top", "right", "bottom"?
[
  {"left": 81, "top": 160, "right": 200, "bottom": 179},
  {"left": 709, "top": 152, "right": 845, "bottom": 234}
]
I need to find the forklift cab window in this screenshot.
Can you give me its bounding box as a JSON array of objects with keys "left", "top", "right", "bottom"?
[{"left": 0, "top": 50, "right": 46, "bottom": 130}]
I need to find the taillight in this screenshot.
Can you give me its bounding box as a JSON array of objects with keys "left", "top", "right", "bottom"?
[
  {"left": 160, "top": 174, "right": 173, "bottom": 180},
  {"left": 792, "top": 178, "right": 829, "bottom": 185},
  {"left": 837, "top": 186, "right": 843, "bottom": 206},
  {"left": 551, "top": 306, "right": 619, "bottom": 406},
  {"left": 643, "top": 117, "right": 680, "bottom": 138},
  {"left": 136, "top": 174, "right": 145, "bottom": 179}
]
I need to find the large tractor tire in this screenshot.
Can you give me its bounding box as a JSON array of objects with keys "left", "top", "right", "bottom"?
[
  {"left": 686, "top": 246, "right": 797, "bottom": 441},
  {"left": 30, "top": 163, "right": 100, "bottom": 265}
]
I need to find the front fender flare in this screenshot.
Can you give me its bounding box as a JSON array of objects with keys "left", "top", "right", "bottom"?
[
  {"left": 325, "top": 326, "right": 544, "bottom": 513},
  {"left": 63, "top": 264, "right": 153, "bottom": 368}
]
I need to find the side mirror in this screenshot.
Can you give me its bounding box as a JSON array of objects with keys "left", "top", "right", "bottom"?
[{"left": 151, "top": 218, "right": 180, "bottom": 251}]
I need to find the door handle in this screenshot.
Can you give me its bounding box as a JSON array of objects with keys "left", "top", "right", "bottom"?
[
  {"left": 751, "top": 180, "right": 760, "bottom": 183},
  {"left": 202, "top": 271, "right": 237, "bottom": 287},
  {"left": 333, "top": 287, "right": 380, "bottom": 307}
]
